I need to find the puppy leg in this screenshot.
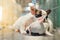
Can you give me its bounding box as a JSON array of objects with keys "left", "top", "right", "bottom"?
[
  {"left": 15, "top": 29, "right": 21, "bottom": 33},
  {"left": 29, "top": 27, "right": 31, "bottom": 36},
  {"left": 26, "top": 27, "right": 31, "bottom": 35},
  {"left": 45, "top": 30, "right": 53, "bottom": 36}
]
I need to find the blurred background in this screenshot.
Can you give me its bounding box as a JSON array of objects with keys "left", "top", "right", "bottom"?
[{"left": 0, "top": 0, "right": 60, "bottom": 40}]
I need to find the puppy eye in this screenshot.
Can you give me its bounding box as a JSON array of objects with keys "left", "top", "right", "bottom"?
[{"left": 35, "top": 14, "right": 42, "bottom": 18}]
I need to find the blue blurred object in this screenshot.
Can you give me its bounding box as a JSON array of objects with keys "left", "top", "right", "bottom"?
[{"left": 32, "top": 0, "right": 36, "bottom": 4}]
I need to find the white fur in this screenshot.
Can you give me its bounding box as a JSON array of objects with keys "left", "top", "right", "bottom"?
[
  {"left": 41, "top": 10, "right": 53, "bottom": 33},
  {"left": 26, "top": 18, "right": 53, "bottom": 36},
  {"left": 13, "top": 13, "right": 34, "bottom": 34},
  {"left": 43, "top": 18, "right": 53, "bottom": 36},
  {"left": 43, "top": 18, "right": 53, "bottom": 32}
]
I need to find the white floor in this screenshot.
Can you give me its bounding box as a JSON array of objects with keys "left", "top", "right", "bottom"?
[{"left": 0, "top": 28, "right": 60, "bottom": 40}]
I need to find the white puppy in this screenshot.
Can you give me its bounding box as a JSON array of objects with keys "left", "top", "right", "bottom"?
[
  {"left": 12, "top": 3, "right": 36, "bottom": 34},
  {"left": 13, "top": 12, "right": 34, "bottom": 34}
]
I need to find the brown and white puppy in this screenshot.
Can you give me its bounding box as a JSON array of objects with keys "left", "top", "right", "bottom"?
[
  {"left": 26, "top": 9, "right": 54, "bottom": 36},
  {"left": 36, "top": 9, "right": 54, "bottom": 34},
  {"left": 35, "top": 9, "right": 53, "bottom": 33}
]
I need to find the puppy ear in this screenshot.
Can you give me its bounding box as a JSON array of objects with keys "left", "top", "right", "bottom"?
[{"left": 46, "top": 9, "right": 51, "bottom": 15}]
